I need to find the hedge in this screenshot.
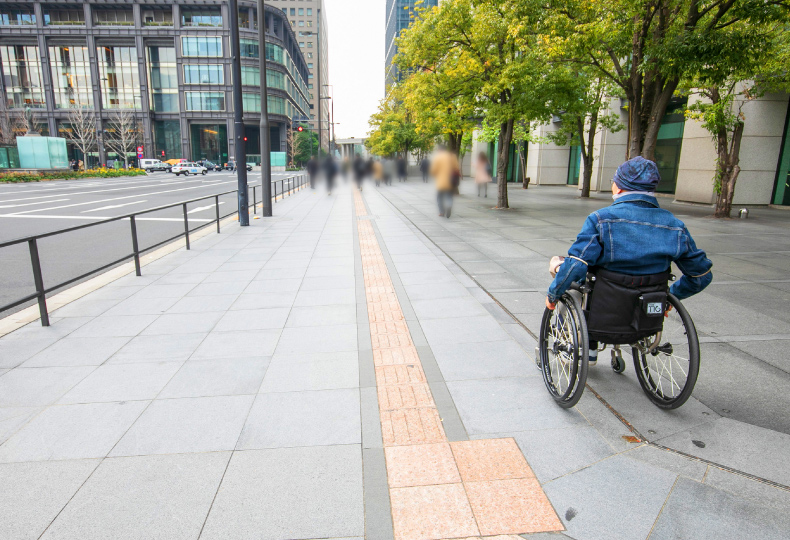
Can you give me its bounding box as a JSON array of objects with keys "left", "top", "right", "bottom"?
[{"left": 0, "top": 168, "right": 148, "bottom": 183}]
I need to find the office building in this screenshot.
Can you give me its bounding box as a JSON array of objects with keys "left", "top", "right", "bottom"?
[
  {"left": 0, "top": 1, "right": 311, "bottom": 166},
  {"left": 268, "top": 0, "right": 329, "bottom": 151},
  {"left": 385, "top": 0, "right": 438, "bottom": 89}
]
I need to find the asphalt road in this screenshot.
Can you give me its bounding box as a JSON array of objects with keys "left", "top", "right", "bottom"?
[{"left": 0, "top": 170, "right": 305, "bottom": 317}]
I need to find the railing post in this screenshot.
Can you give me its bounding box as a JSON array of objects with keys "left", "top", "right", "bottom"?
[
  {"left": 253, "top": 185, "right": 257, "bottom": 214},
  {"left": 28, "top": 239, "right": 49, "bottom": 327},
  {"left": 183, "top": 203, "right": 190, "bottom": 250},
  {"left": 215, "top": 195, "right": 221, "bottom": 233},
  {"left": 130, "top": 216, "right": 141, "bottom": 277}
]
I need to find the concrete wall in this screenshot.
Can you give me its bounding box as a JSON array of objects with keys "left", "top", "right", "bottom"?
[
  {"left": 529, "top": 122, "right": 570, "bottom": 185},
  {"left": 590, "top": 98, "right": 629, "bottom": 193}
]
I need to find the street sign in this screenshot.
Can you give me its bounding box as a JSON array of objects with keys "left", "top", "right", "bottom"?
[
  {"left": 137, "top": 146, "right": 143, "bottom": 153},
  {"left": 137, "top": 153, "right": 143, "bottom": 159}
]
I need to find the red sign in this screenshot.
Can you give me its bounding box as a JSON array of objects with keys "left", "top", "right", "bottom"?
[
  {"left": 137, "top": 146, "right": 143, "bottom": 153},
  {"left": 161, "top": 150, "right": 165, "bottom": 157}
]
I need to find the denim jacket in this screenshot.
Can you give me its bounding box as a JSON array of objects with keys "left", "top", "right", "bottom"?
[{"left": 547, "top": 193, "right": 713, "bottom": 303}]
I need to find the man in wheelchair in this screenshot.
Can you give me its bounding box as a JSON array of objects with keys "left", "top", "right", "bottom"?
[{"left": 545, "top": 156, "right": 713, "bottom": 367}]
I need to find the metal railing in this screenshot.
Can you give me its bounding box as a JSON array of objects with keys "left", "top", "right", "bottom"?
[{"left": 0, "top": 173, "right": 307, "bottom": 326}]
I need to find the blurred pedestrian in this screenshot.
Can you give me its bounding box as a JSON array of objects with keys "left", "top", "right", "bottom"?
[
  {"left": 342, "top": 157, "right": 351, "bottom": 182},
  {"left": 307, "top": 156, "right": 318, "bottom": 189},
  {"left": 397, "top": 157, "right": 408, "bottom": 182},
  {"left": 475, "top": 152, "right": 493, "bottom": 198},
  {"left": 373, "top": 159, "right": 384, "bottom": 187},
  {"left": 353, "top": 153, "right": 366, "bottom": 191},
  {"left": 420, "top": 157, "right": 430, "bottom": 183},
  {"left": 383, "top": 158, "right": 395, "bottom": 186},
  {"left": 430, "top": 145, "right": 460, "bottom": 218},
  {"left": 324, "top": 156, "right": 338, "bottom": 195}
]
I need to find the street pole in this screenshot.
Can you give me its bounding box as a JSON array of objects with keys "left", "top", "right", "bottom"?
[
  {"left": 316, "top": 10, "right": 322, "bottom": 156},
  {"left": 258, "top": 0, "right": 272, "bottom": 217},
  {"left": 229, "top": 0, "right": 249, "bottom": 226}
]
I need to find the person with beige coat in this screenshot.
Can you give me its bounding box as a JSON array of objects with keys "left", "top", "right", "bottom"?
[{"left": 430, "top": 146, "right": 460, "bottom": 218}]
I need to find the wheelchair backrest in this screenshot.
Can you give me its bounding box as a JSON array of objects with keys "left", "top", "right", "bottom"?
[{"left": 585, "top": 267, "right": 670, "bottom": 345}]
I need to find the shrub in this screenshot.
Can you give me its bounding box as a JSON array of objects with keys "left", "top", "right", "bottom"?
[{"left": 0, "top": 168, "right": 148, "bottom": 183}]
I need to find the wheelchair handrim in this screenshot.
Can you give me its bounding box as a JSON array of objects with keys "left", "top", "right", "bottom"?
[{"left": 541, "top": 302, "right": 581, "bottom": 401}]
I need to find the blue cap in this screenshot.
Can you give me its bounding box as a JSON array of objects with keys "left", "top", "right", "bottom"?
[{"left": 613, "top": 157, "right": 661, "bottom": 192}]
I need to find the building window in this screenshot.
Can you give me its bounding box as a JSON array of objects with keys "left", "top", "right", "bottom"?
[
  {"left": 267, "top": 70, "right": 285, "bottom": 90},
  {"left": 307, "top": 8, "right": 313, "bottom": 16},
  {"left": 266, "top": 43, "right": 284, "bottom": 64},
  {"left": 299, "top": 21, "right": 304, "bottom": 27},
  {"left": 299, "top": 42, "right": 304, "bottom": 48},
  {"left": 49, "top": 45, "right": 92, "bottom": 108},
  {"left": 240, "top": 39, "right": 259, "bottom": 59},
  {"left": 181, "top": 7, "right": 222, "bottom": 27},
  {"left": 44, "top": 8, "right": 84, "bottom": 26},
  {"left": 268, "top": 95, "right": 285, "bottom": 115},
  {"left": 154, "top": 120, "right": 181, "bottom": 160},
  {"left": 290, "top": 20, "right": 295, "bottom": 26},
  {"left": 181, "top": 37, "right": 222, "bottom": 57},
  {"left": 143, "top": 7, "right": 172, "bottom": 26},
  {"left": 148, "top": 47, "right": 178, "bottom": 112},
  {"left": 290, "top": 8, "right": 295, "bottom": 16},
  {"left": 190, "top": 123, "right": 228, "bottom": 163},
  {"left": 243, "top": 92, "right": 260, "bottom": 113},
  {"left": 298, "top": 8, "right": 304, "bottom": 15},
  {"left": 184, "top": 64, "right": 224, "bottom": 85},
  {"left": 307, "top": 21, "right": 312, "bottom": 27},
  {"left": 307, "top": 53, "right": 313, "bottom": 59},
  {"left": 308, "top": 73, "right": 313, "bottom": 79},
  {"left": 239, "top": 9, "right": 249, "bottom": 27},
  {"left": 0, "top": 46, "right": 45, "bottom": 108},
  {"left": 185, "top": 91, "right": 225, "bottom": 111},
  {"left": 98, "top": 46, "right": 140, "bottom": 108},
  {"left": 772, "top": 104, "right": 790, "bottom": 206},
  {"left": 241, "top": 66, "right": 260, "bottom": 86},
  {"left": 93, "top": 8, "right": 134, "bottom": 26},
  {"left": 0, "top": 9, "right": 35, "bottom": 26},
  {"left": 308, "top": 63, "right": 313, "bottom": 69}
]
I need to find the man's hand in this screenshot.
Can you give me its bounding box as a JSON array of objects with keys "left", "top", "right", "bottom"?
[{"left": 546, "top": 298, "right": 556, "bottom": 311}]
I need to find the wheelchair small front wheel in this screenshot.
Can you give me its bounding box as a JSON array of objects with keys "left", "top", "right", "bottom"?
[
  {"left": 632, "top": 294, "right": 700, "bottom": 409},
  {"left": 539, "top": 293, "right": 589, "bottom": 408}
]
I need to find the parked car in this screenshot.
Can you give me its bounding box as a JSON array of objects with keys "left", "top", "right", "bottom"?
[
  {"left": 139, "top": 159, "right": 171, "bottom": 172},
  {"left": 196, "top": 160, "right": 219, "bottom": 171},
  {"left": 171, "top": 162, "right": 207, "bottom": 176},
  {"left": 164, "top": 158, "right": 187, "bottom": 166},
  {"left": 224, "top": 160, "right": 253, "bottom": 172}
]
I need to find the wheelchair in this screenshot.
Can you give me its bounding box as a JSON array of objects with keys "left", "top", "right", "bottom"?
[{"left": 538, "top": 267, "right": 700, "bottom": 410}]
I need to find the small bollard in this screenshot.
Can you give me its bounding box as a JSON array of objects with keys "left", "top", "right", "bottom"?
[
  {"left": 739, "top": 208, "right": 749, "bottom": 219},
  {"left": 523, "top": 176, "right": 531, "bottom": 189}
]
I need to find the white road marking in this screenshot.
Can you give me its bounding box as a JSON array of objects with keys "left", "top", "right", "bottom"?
[
  {"left": 82, "top": 200, "right": 148, "bottom": 213},
  {"left": 0, "top": 214, "right": 211, "bottom": 223},
  {"left": 0, "top": 198, "right": 69, "bottom": 209},
  {"left": 187, "top": 202, "right": 225, "bottom": 214}
]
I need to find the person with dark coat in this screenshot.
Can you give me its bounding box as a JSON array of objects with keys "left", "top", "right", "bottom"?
[
  {"left": 353, "top": 154, "right": 366, "bottom": 191},
  {"left": 306, "top": 157, "right": 318, "bottom": 189},
  {"left": 323, "top": 156, "right": 338, "bottom": 195},
  {"left": 420, "top": 158, "right": 430, "bottom": 183},
  {"left": 397, "top": 157, "right": 408, "bottom": 182}
]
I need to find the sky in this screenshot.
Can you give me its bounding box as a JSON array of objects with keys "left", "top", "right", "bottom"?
[{"left": 324, "top": 0, "right": 386, "bottom": 140}]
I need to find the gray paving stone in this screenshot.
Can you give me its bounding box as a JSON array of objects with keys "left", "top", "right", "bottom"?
[
  {"left": 573, "top": 391, "right": 640, "bottom": 453},
  {"left": 107, "top": 332, "right": 207, "bottom": 363},
  {"left": 40, "top": 452, "right": 229, "bottom": 540},
  {"left": 0, "top": 335, "right": 60, "bottom": 369},
  {"left": 361, "top": 387, "right": 383, "bottom": 449},
  {"left": 260, "top": 352, "right": 358, "bottom": 392},
  {"left": 410, "top": 296, "right": 489, "bottom": 320},
  {"left": 159, "top": 357, "right": 269, "bottom": 398},
  {"left": 276, "top": 324, "right": 357, "bottom": 355},
  {"left": 624, "top": 445, "right": 708, "bottom": 481},
  {"left": 49, "top": 297, "right": 119, "bottom": 318},
  {"left": 431, "top": 339, "right": 534, "bottom": 381},
  {"left": 403, "top": 282, "right": 472, "bottom": 301},
  {"left": 704, "top": 466, "right": 790, "bottom": 511},
  {"left": 0, "top": 401, "right": 148, "bottom": 462},
  {"left": 244, "top": 278, "right": 304, "bottom": 294},
  {"left": 447, "top": 377, "right": 587, "bottom": 434},
  {"left": 230, "top": 291, "right": 298, "bottom": 310},
  {"left": 167, "top": 293, "right": 239, "bottom": 313},
  {"left": 191, "top": 329, "right": 281, "bottom": 359},
  {"left": 543, "top": 454, "right": 678, "bottom": 540},
  {"left": 141, "top": 311, "right": 224, "bottom": 335},
  {"left": 656, "top": 417, "right": 790, "bottom": 486},
  {"left": 238, "top": 389, "right": 360, "bottom": 449},
  {"left": 0, "top": 459, "right": 100, "bottom": 540},
  {"left": 509, "top": 426, "right": 616, "bottom": 483},
  {"left": 420, "top": 315, "right": 512, "bottom": 345},
  {"left": 57, "top": 362, "right": 182, "bottom": 404},
  {"left": 0, "top": 366, "right": 94, "bottom": 407},
  {"left": 650, "top": 477, "right": 790, "bottom": 540},
  {"left": 103, "top": 295, "right": 180, "bottom": 317},
  {"left": 185, "top": 280, "right": 249, "bottom": 297},
  {"left": 0, "top": 406, "right": 41, "bottom": 445},
  {"left": 294, "top": 288, "right": 357, "bottom": 307},
  {"left": 213, "top": 307, "right": 291, "bottom": 331},
  {"left": 200, "top": 445, "right": 364, "bottom": 540},
  {"left": 22, "top": 336, "right": 131, "bottom": 367},
  {"left": 286, "top": 304, "right": 357, "bottom": 327},
  {"left": 110, "top": 395, "right": 254, "bottom": 457},
  {"left": 70, "top": 314, "right": 157, "bottom": 338},
  {"left": 362, "top": 447, "right": 395, "bottom": 540}
]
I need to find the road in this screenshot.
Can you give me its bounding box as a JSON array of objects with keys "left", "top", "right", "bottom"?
[{"left": 0, "top": 170, "right": 305, "bottom": 317}]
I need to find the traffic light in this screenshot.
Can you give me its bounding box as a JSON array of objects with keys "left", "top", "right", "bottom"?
[{"left": 297, "top": 126, "right": 304, "bottom": 132}]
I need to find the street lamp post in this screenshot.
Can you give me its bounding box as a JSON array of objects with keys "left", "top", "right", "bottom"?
[
  {"left": 229, "top": 0, "right": 249, "bottom": 226},
  {"left": 323, "top": 84, "right": 335, "bottom": 155},
  {"left": 258, "top": 0, "right": 272, "bottom": 217}
]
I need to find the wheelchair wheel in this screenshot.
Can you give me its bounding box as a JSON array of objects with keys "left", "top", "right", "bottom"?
[
  {"left": 632, "top": 294, "right": 700, "bottom": 409},
  {"left": 539, "top": 293, "right": 589, "bottom": 408}
]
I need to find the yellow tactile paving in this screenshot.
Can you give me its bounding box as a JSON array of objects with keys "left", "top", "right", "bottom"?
[{"left": 353, "top": 189, "right": 563, "bottom": 539}]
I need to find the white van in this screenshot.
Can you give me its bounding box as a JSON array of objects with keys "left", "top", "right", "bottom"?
[{"left": 140, "top": 159, "right": 171, "bottom": 172}]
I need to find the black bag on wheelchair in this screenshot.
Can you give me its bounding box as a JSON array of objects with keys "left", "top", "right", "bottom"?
[{"left": 585, "top": 268, "right": 670, "bottom": 345}]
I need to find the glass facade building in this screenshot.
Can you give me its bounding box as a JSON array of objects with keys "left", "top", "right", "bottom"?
[
  {"left": 385, "top": 0, "right": 438, "bottom": 89},
  {"left": 0, "top": 2, "right": 311, "bottom": 165}
]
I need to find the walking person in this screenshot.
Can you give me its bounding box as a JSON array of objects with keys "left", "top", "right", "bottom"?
[
  {"left": 307, "top": 156, "right": 318, "bottom": 190},
  {"left": 353, "top": 153, "right": 366, "bottom": 191},
  {"left": 475, "top": 152, "right": 493, "bottom": 198},
  {"left": 324, "top": 156, "right": 338, "bottom": 195},
  {"left": 420, "top": 157, "right": 430, "bottom": 183},
  {"left": 383, "top": 158, "right": 395, "bottom": 186},
  {"left": 397, "top": 157, "right": 408, "bottom": 182},
  {"left": 430, "top": 145, "right": 460, "bottom": 218}
]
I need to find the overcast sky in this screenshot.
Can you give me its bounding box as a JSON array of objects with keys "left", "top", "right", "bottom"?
[{"left": 324, "top": 0, "right": 386, "bottom": 140}]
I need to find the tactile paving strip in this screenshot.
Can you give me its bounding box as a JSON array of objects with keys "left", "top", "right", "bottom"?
[{"left": 354, "top": 190, "right": 563, "bottom": 540}]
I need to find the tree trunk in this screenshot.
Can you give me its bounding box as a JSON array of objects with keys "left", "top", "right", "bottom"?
[
  {"left": 578, "top": 113, "right": 597, "bottom": 199},
  {"left": 714, "top": 121, "right": 745, "bottom": 218},
  {"left": 626, "top": 77, "right": 679, "bottom": 161},
  {"left": 447, "top": 132, "right": 462, "bottom": 156},
  {"left": 496, "top": 119, "right": 514, "bottom": 209}
]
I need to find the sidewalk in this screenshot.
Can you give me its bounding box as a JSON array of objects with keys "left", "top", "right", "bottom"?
[{"left": 0, "top": 179, "right": 788, "bottom": 540}]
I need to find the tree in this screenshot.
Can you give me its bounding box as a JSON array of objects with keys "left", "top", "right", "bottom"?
[
  {"left": 682, "top": 21, "right": 789, "bottom": 217},
  {"left": 366, "top": 88, "right": 434, "bottom": 158},
  {"left": 63, "top": 108, "right": 97, "bottom": 170},
  {"left": 104, "top": 108, "right": 140, "bottom": 168},
  {"left": 547, "top": 0, "right": 790, "bottom": 161},
  {"left": 293, "top": 129, "right": 320, "bottom": 165}
]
